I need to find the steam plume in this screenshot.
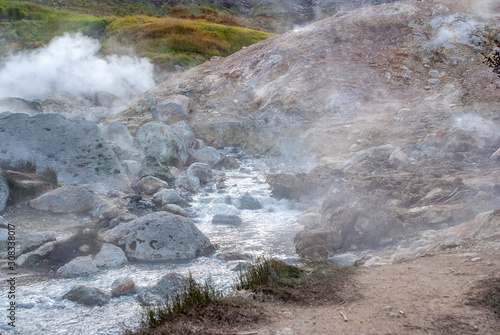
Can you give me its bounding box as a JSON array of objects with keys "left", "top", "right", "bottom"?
[{"left": 0, "top": 33, "right": 155, "bottom": 100}]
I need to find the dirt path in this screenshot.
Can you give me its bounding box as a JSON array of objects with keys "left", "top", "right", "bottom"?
[{"left": 247, "top": 241, "right": 500, "bottom": 335}]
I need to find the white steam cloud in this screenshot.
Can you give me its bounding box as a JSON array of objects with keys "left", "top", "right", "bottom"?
[{"left": 0, "top": 32, "right": 155, "bottom": 99}]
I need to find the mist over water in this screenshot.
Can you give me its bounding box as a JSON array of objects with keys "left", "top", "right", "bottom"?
[{"left": 0, "top": 33, "right": 155, "bottom": 100}]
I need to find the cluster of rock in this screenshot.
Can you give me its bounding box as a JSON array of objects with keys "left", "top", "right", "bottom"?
[{"left": 0, "top": 92, "right": 247, "bottom": 302}]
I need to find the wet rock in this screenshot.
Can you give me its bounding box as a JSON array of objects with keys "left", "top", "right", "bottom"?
[
  {"left": 0, "top": 97, "right": 42, "bottom": 115},
  {"left": 212, "top": 214, "right": 242, "bottom": 226},
  {"left": 216, "top": 252, "right": 253, "bottom": 261},
  {"left": 136, "top": 121, "right": 188, "bottom": 171},
  {"left": 63, "top": 285, "right": 110, "bottom": 306},
  {"left": 174, "top": 172, "right": 200, "bottom": 193},
  {"left": 30, "top": 185, "right": 98, "bottom": 214},
  {"left": 151, "top": 95, "right": 195, "bottom": 124},
  {"left": 136, "top": 175, "right": 169, "bottom": 195},
  {"left": 236, "top": 195, "right": 262, "bottom": 210},
  {"left": 161, "top": 204, "right": 189, "bottom": 217},
  {"left": 93, "top": 243, "right": 128, "bottom": 269},
  {"left": 111, "top": 277, "right": 136, "bottom": 297},
  {"left": 100, "top": 212, "right": 213, "bottom": 261},
  {"left": 169, "top": 121, "right": 197, "bottom": 149},
  {"left": 153, "top": 189, "right": 189, "bottom": 208},
  {"left": 33, "top": 241, "right": 57, "bottom": 257},
  {"left": 0, "top": 113, "right": 130, "bottom": 192},
  {"left": 266, "top": 173, "right": 304, "bottom": 200},
  {"left": 16, "top": 252, "right": 42, "bottom": 267},
  {"left": 100, "top": 122, "right": 136, "bottom": 160},
  {"left": 187, "top": 162, "right": 213, "bottom": 184},
  {"left": 187, "top": 147, "right": 222, "bottom": 167},
  {"left": 0, "top": 171, "right": 8, "bottom": 212},
  {"left": 57, "top": 256, "right": 99, "bottom": 277},
  {"left": 136, "top": 273, "right": 188, "bottom": 306}
]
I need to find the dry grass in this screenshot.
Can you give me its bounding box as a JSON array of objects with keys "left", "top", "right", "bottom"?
[
  {"left": 236, "top": 257, "right": 355, "bottom": 305},
  {"left": 467, "top": 276, "right": 500, "bottom": 317}
]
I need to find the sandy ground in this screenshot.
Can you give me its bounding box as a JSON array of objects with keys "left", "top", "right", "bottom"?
[{"left": 242, "top": 240, "right": 500, "bottom": 335}]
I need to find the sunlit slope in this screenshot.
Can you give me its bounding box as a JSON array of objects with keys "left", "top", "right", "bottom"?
[{"left": 0, "top": 0, "right": 275, "bottom": 68}]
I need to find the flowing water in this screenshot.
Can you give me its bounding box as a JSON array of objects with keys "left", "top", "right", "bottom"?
[{"left": 0, "top": 154, "right": 304, "bottom": 335}]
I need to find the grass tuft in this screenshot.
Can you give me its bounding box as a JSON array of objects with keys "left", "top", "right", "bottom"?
[{"left": 236, "top": 257, "right": 354, "bottom": 305}]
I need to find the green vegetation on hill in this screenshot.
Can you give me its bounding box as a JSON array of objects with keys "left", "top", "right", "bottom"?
[{"left": 0, "top": 0, "right": 274, "bottom": 69}]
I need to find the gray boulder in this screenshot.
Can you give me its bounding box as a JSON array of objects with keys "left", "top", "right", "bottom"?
[
  {"left": 0, "top": 113, "right": 130, "bottom": 192},
  {"left": 0, "top": 171, "right": 8, "bottom": 212},
  {"left": 111, "top": 277, "right": 136, "bottom": 297},
  {"left": 100, "top": 212, "right": 213, "bottom": 261},
  {"left": 153, "top": 189, "right": 189, "bottom": 208},
  {"left": 136, "top": 273, "right": 188, "bottom": 306},
  {"left": 236, "top": 195, "right": 262, "bottom": 210},
  {"left": 57, "top": 256, "right": 99, "bottom": 277},
  {"left": 161, "top": 204, "right": 189, "bottom": 217},
  {"left": 174, "top": 172, "right": 200, "bottom": 193},
  {"left": 63, "top": 285, "right": 110, "bottom": 306},
  {"left": 188, "top": 147, "right": 222, "bottom": 167},
  {"left": 136, "top": 121, "right": 188, "bottom": 171},
  {"left": 212, "top": 214, "right": 242, "bottom": 226},
  {"left": 170, "top": 121, "right": 197, "bottom": 149},
  {"left": 151, "top": 95, "right": 195, "bottom": 124},
  {"left": 30, "top": 186, "right": 98, "bottom": 214},
  {"left": 93, "top": 243, "right": 128, "bottom": 269},
  {"left": 187, "top": 163, "right": 213, "bottom": 184}
]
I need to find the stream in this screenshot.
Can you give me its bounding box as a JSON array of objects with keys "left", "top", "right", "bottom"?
[{"left": 0, "top": 154, "right": 305, "bottom": 335}]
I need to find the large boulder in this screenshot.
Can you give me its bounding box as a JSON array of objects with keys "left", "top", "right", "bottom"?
[
  {"left": 0, "top": 171, "right": 8, "bottom": 212},
  {"left": 151, "top": 95, "right": 195, "bottom": 124},
  {"left": 63, "top": 285, "right": 110, "bottom": 306},
  {"left": 0, "top": 113, "right": 130, "bottom": 192},
  {"left": 29, "top": 186, "right": 98, "bottom": 214},
  {"left": 100, "top": 212, "right": 213, "bottom": 261},
  {"left": 136, "top": 121, "right": 188, "bottom": 171},
  {"left": 93, "top": 243, "right": 128, "bottom": 269}
]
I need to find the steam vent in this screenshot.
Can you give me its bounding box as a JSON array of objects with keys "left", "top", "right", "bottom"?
[{"left": 0, "top": 0, "right": 499, "bottom": 334}]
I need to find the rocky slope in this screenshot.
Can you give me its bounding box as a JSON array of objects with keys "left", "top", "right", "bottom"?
[{"left": 122, "top": 0, "right": 500, "bottom": 254}]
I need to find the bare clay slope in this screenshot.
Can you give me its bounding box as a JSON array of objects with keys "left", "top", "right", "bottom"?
[{"left": 126, "top": 0, "right": 500, "bottom": 163}]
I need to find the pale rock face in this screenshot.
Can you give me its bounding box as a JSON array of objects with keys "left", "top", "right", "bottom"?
[
  {"left": 99, "top": 212, "right": 213, "bottom": 261},
  {"left": 0, "top": 113, "right": 130, "bottom": 192},
  {"left": 29, "top": 186, "right": 99, "bottom": 214}
]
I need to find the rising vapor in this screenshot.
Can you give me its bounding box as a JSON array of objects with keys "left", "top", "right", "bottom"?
[{"left": 0, "top": 33, "right": 155, "bottom": 100}]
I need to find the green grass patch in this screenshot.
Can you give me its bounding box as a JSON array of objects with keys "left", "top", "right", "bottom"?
[
  {"left": 236, "top": 257, "right": 355, "bottom": 305},
  {"left": 0, "top": 0, "right": 111, "bottom": 48},
  {"left": 105, "top": 15, "right": 274, "bottom": 68}
]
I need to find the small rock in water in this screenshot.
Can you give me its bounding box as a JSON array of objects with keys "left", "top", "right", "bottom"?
[
  {"left": 212, "top": 214, "right": 242, "bottom": 226},
  {"left": 63, "top": 285, "right": 110, "bottom": 306},
  {"left": 111, "top": 277, "right": 136, "bottom": 297}
]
